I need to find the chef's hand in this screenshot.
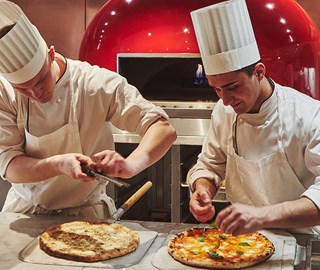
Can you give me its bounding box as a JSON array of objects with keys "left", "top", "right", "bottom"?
[
  {"left": 189, "top": 178, "right": 216, "bottom": 222},
  {"left": 52, "top": 153, "right": 95, "bottom": 182},
  {"left": 91, "top": 150, "right": 134, "bottom": 178},
  {"left": 215, "top": 203, "right": 264, "bottom": 235}
]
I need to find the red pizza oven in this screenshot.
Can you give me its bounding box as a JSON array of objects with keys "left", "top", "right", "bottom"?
[{"left": 80, "top": 0, "right": 320, "bottom": 100}]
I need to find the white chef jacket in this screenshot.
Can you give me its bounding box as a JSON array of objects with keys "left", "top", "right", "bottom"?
[
  {"left": 0, "top": 58, "right": 168, "bottom": 212},
  {"left": 189, "top": 81, "right": 320, "bottom": 210}
]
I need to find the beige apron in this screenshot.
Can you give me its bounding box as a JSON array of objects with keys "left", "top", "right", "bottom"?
[
  {"left": 225, "top": 89, "right": 319, "bottom": 234},
  {"left": 3, "top": 84, "right": 116, "bottom": 219}
]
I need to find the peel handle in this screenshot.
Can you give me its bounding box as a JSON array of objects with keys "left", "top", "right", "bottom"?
[{"left": 120, "top": 181, "right": 153, "bottom": 213}]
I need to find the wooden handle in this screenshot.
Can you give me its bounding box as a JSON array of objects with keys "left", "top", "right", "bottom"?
[{"left": 120, "top": 181, "right": 152, "bottom": 212}]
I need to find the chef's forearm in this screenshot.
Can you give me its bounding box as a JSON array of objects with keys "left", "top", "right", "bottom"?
[
  {"left": 5, "top": 155, "right": 61, "bottom": 183},
  {"left": 126, "top": 118, "right": 176, "bottom": 174},
  {"left": 262, "top": 197, "right": 320, "bottom": 229}
]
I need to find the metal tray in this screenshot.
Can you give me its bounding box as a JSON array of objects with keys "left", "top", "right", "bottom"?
[
  {"left": 19, "top": 222, "right": 158, "bottom": 268},
  {"left": 152, "top": 229, "right": 296, "bottom": 270}
]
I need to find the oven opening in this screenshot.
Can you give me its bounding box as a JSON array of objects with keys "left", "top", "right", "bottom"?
[{"left": 117, "top": 53, "right": 219, "bottom": 103}]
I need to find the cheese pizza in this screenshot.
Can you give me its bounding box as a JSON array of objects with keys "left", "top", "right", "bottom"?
[
  {"left": 39, "top": 221, "right": 140, "bottom": 262},
  {"left": 167, "top": 227, "right": 275, "bottom": 269}
]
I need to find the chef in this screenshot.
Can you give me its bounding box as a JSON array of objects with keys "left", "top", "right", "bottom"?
[
  {"left": 188, "top": 0, "right": 320, "bottom": 235},
  {"left": 0, "top": 1, "right": 176, "bottom": 218}
]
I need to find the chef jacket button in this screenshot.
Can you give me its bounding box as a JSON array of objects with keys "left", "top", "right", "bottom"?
[
  {"left": 238, "top": 118, "right": 244, "bottom": 123},
  {"left": 56, "top": 98, "right": 62, "bottom": 103},
  {"left": 30, "top": 100, "right": 35, "bottom": 104}
]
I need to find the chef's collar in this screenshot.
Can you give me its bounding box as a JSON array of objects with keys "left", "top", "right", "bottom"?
[{"left": 240, "top": 82, "right": 278, "bottom": 126}]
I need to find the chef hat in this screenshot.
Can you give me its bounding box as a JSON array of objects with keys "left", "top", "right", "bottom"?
[
  {"left": 0, "top": 0, "right": 47, "bottom": 84},
  {"left": 191, "top": 0, "right": 260, "bottom": 75}
]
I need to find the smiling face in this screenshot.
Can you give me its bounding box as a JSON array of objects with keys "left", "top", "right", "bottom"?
[
  {"left": 11, "top": 47, "right": 57, "bottom": 104},
  {"left": 207, "top": 63, "right": 271, "bottom": 114}
]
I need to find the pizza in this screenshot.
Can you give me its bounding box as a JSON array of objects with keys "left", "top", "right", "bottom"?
[
  {"left": 167, "top": 227, "right": 275, "bottom": 269},
  {"left": 39, "top": 221, "right": 140, "bottom": 262}
]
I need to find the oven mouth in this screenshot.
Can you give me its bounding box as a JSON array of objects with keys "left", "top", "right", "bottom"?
[{"left": 117, "top": 53, "right": 219, "bottom": 108}]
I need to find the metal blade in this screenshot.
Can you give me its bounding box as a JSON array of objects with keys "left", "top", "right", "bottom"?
[{"left": 81, "top": 164, "right": 130, "bottom": 188}]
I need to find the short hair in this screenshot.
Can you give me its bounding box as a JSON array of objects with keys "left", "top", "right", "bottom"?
[
  {"left": 240, "top": 60, "right": 261, "bottom": 77},
  {"left": 0, "top": 24, "right": 15, "bottom": 39}
]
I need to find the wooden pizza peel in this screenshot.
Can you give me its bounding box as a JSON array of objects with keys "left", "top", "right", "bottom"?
[{"left": 107, "top": 180, "right": 153, "bottom": 223}]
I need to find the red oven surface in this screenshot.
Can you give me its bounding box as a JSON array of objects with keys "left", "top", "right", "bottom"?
[{"left": 79, "top": 0, "right": 320, "bottom": 99}]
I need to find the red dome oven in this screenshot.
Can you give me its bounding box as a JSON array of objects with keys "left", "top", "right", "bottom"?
[{"left": 80, "top": 0, "right": 320, "bottom": 100}]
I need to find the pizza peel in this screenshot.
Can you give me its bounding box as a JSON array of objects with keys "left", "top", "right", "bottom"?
[{"left": 108, "top": 181, "right": 153, "bottom": 223}]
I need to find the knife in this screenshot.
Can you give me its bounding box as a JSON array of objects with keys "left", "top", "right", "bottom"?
[
  {"left": 109, "top": 181, "right": 153, "bottom": 222},
  {"left": 81, "top": 164, "right": 131, "bottom": 188}
]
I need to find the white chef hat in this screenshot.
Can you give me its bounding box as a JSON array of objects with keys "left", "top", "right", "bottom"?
[
  {"left": 191, "top": 0, "right": 260, "bottom": 75},
  {"left": 0, "top": 0, "right": 47, "bottom": 84}
]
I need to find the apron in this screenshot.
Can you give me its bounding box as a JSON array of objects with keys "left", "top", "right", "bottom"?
[
  {"left": 2, "top": 82, "right": 116, "bottom": 219},
  {"left": 225, "top": 89, "right": 319, "bottom": 234}
]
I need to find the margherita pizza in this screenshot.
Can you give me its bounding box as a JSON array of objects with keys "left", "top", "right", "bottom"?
[
  {"left": 167, "top": 227, "right": 275, "bottom": 269},
  {"left": 39, "top": 221, "right": 140, "bottom": 262}
]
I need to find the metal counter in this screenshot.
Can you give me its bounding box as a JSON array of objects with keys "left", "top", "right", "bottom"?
[{"left": 294, "top": 233, "right": 320, "bottom": 270}]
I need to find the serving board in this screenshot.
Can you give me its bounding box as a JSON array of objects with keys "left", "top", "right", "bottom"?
[
  {"left": 19, "top": 222, "right": 158, "bottom": 269},
  {"left": 152, "top": 229, "right": 296, "bottom": 270}
]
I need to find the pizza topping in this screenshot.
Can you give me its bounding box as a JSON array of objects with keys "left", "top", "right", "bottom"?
[
  {"left": 219, "top": 234, "right": 227, "bottom": 240},
  {"left": 168, "top": 227, "right": 275, "bottom": 269},
  {"left": 39, "top": 221, "right": 140, "bottom": 262},
  {"left": 208, "top": 250, "right": 224, "bottom": 259},
  {"left": 198, "top": 236, "right": 205, "bottom": 242},
  {"left": 239, "top": 241, "right": 250, "bottom": 246}
]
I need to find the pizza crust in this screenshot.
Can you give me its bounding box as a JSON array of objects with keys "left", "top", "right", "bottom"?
[
  {"left": 167, "top": 227, "right": 275, "bottom": 269},
  {"left": 39, "top": 221, "right": 139, "bottom": 262}
]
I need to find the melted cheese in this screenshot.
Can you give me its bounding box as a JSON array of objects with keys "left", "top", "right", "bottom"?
[
  {"left": 40, "top": 221, "right": 140, "bottom": 260},
  {"left": 171, "top": 228, "right": 273, "bottom": 263}
]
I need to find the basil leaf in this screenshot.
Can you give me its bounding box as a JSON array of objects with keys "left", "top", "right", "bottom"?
[
  {"left": 237, "top": 250, "right": 244, "bottom": 254},
  {"left": 219, "top": 234, "right": 227, "bottom": 240},
  {"left": 239, "top": 242, "right": 250, "bottom": 246},
  {"left": 215, "top": 240, "right": 220, "bottom": 248},
  {"left": 198, "top": 236, "right": 205, "bottom": 242},
  {"left": 208, "top": 250, "right": 224, "bottom": 259},
  {"left": 210, "top": 221, "right": 217, "bottom": 229}
]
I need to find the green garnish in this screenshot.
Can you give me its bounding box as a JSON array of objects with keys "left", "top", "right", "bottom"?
[
  {"left": 198, "top": 236, "right": 205, "bottom": 242},
  {"left": 239, "top": 242, "right": 250, "bottom": 246},
  {"left": 219, "top": 234, "right": 227, "bottom": 240},
  {"left": 236, "top": 250, "right": 244, "bottom": 254},
  {"left": 192, "top": 251, "right": 201, "bottom": 255},
  {"left": 210, "top": 221, "right": 217, "bottom": 229},
  {"left": 208, "top": 250, "right": 224, "bottom": 259},
  {"left": 215, "top": 240, "right": 220, "bottom": 248}
]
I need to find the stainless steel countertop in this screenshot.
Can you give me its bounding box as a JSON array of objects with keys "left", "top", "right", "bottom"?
[{"left": 1, "top": 212, "right": 319, "bottom": 269}]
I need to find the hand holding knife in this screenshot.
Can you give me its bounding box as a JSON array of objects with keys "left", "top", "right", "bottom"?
[{"left": 81, "top": 164, "right": 131, "bottom": 188}]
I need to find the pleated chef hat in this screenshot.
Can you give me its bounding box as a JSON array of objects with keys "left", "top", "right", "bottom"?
[
  {"left": 190, "top": 0, "right": 260, "bottom": 75},
  {"left": 0, "top": 0, "right": 47, "bottom": 84}
]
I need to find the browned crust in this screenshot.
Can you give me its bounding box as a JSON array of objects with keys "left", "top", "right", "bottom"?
[
  {"left": 167, "top": 228, "right": 275, "bottom": 269},
  {"left": 39, "top": 221, "right": 140, "bottom": 262}
]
